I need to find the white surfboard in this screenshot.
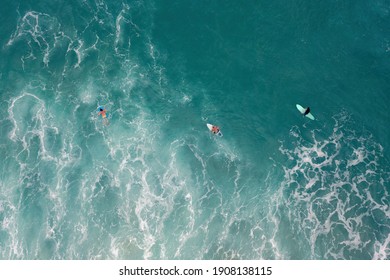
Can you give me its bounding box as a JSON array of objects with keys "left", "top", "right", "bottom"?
[
  {"left": 207, "top": 123, "right": 223, "bottom": 137},
  {"left": 296, "top": 104, "right": 315, "bottom": 120}
]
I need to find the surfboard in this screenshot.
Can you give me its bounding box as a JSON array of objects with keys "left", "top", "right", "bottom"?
[
  {"left": 296, "top": 104, "right": 315, "bottom": 120},
  {"left": 207, "top": 123, "right": 223, "bottom": 137}
]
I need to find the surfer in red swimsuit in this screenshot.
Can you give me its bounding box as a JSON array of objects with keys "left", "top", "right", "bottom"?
[
  {"left": 98, "top": 107, "right": 109, "bottom": 125},
  {"left": 98, "top": 107, "right": 107, "bottom": 118},
  {"left": 211, "top": 126, "right": 220, "bottom": 134}
]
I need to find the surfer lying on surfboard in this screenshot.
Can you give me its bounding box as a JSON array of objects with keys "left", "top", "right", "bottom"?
[
  {"left": 296, "top": 104, "right": 315, "bottom": 120},
  {"left": 98, "top": 106, "right": 109, "bottom": 125},
  {"left": 211, "top": 125, "right": 220, "bottom": 134},
  {"left": 206, "top": 123, "right": 223, "bottom": 137}
]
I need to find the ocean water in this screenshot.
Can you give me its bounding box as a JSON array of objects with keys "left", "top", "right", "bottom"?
[{"left": 0, "top": 0, "right": 389, "bottom": 260}]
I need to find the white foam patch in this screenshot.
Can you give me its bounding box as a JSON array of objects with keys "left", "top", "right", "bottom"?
[
  {"left": 373, "top": 233, "right": 390, "bottom": 260},
  {"left": 270, "top": 112, "right": 390, "bottom": 259},
  {"left": 181, "top": 94, "right": 192, "bottom": 104},
  {"left": 5, "top": 10, "right": 104, "bottom": 73},
  {"left": 3, "top": 90, "right": 90, "bottom": 259},
  {"left": 7, "top": 92, "right": 61, "bottom": 162},
  {"left": 6, "top": 11, "right": 62, "bottom": 68},
  {"left": 114, "top": 4, "right": 131, "bottom": 53},
  {"left": 88, "top": 103, "right": 255, "bottom": 259},
  {"left": 79, "top": 82, "right": 99, "bottom": 104}
]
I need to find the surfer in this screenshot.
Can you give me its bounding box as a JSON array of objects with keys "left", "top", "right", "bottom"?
[
  {"left": 211, "top": 125, "right": 220, "bottom": 134},
  {"left": 206, "top": 123, "right": 223, "bottom": 137},
  {"left": 98, "top": 106, "right": 109, "bottom": 125},
  {"left": 296, "top": 104, "right": 315, "bottom": 120}
]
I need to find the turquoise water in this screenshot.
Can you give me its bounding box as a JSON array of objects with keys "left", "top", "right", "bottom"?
[{"left": 0, "top": 0, "right": 389, "bottom": 259}]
